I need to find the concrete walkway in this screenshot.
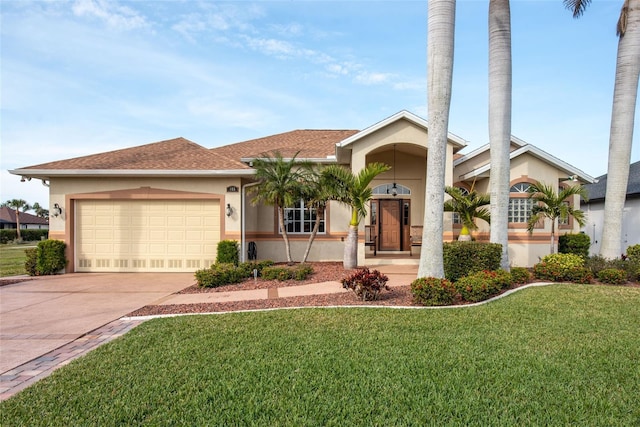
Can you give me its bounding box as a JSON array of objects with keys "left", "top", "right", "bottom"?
[{"left": 0, "top": 265, "right": 417, "bottom": 400}]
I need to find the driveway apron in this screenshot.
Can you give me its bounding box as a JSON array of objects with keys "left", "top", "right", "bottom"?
[{"left": 0, "top": 273, "right": 194, "bottom": 373}]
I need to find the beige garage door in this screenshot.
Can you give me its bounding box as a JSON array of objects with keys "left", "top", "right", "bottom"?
[{"left": 76, "top": 199, "right": 220, "bottom": 272}]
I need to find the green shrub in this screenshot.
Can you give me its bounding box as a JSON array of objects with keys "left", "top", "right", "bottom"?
[
  {"left": 216, "top": 240, "right": 239, "bottom": 266},
  {"left": 584, "top": 255, "right": 611, "bottom": 276},
  {"left": 411, "top": 277, "right": 457, "bottom": 306},
  {"left": 585, "top": 255, "right": 638, "bottom": 283},
  {"left": 261, "top": 264, "right": 315, "bottom": 281},
  {"left": 0, "top": 230, "right": 17, "bottom": 244},
  {"left": 564, "top": 266, "right": 594, "bottom": 284},
  {"left": 443, "top": 242, "right": 502, "bottom": 282},
  {"left": 597, "top": 268, "right": 627, "bottom": 285},
  {"left": 341, "top": 267, "right": 389, "bottom": 301},
  {"left": 24, "top": 248, "right": 38, "bottom": 276},
  {"left": 455, "top": 270, "right": 512, "bottom": 303},
  {"left": 558, "top": 233, "right": 590, "bottom": 258},
  {"left": 195, "top": 263, "right": 245, "bottom": 288},
  {"left": 237, "top": 260, "right": 274, "bottom": 278},
  {"left": 509, "top": 267, "right": 532, "bottom": 285},
  {"left": 533, "top": 253, "right": 586, "bottom": 282},
  {"left": 625, "top": 244, "right": 640, "bottom": 261},
  {"left": 35, "top": 239, "right": 67, "bottom": 275}
]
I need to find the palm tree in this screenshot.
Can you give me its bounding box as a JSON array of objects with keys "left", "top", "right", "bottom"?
[
  {"left": 420, "top": 0, "right": 456, "bottom": 279},
  {"left": 444, "top": 186, "right": 491, "bottom": 240},
  {"left": 31, "top": 202, "right": 49, "bottom": 219},
  {"left": 564, "top": 0, "right": 640, "bottom": 259},
  {"left": 488, "top": 0, "right": 512, "bottom": 270},
  {"left": 322, "top": 163, "right": 390, "bottom": 269},
  {"left": 299, "top": 168, "right": 332, "bottom": 264},
  {"left": 249, "top": 151, "right": 313, "bottom": 264},
  {"left": 4, "top": 199, "right": 31, "bottom": 240},
  {"left": 526, "top": 181, "right": 588, "bottom": 254}
]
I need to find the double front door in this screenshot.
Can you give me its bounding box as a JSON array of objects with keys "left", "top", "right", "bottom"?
[{"left": 371, "top": 199, "right": 410, "bottom": 251}]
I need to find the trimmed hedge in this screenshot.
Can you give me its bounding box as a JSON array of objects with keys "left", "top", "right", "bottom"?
[
  {"left": 443, "top": 242, "right": 502, "bottom": 282},
  {"left": 411, "top": 277, "right": 457, "bottom": 306},
  {"left": 597, "top": 268, "right": 627, "bottom": 285},
  {"left": 35, "top": 239, "right": 67, "bottom": 275},
  {"left": 558, "top": 233, "right": 590, "bottom": 258},
  {"left": 216, "top": 240, "right": 239, "bottom": 266},
  {"left": 509, "top": 267, "right": 532, "bottom": 285},
  {"left": 533, "top": 253, "right": 592, "bottom": 284},
  {"left": 24, "top": 248, "right": 38, "bottom": 276},
  {"left": 195, "top": 263, "right": 245, "bottom": 288},
  {"left": 262, "top": 264, "right": 314, "bottom": 281},
  {"left": 0, "top": 229, "right": 48, "bottom": 244},
  {"left": 454, "top": 269, "right": 512, "bottom": 303}
]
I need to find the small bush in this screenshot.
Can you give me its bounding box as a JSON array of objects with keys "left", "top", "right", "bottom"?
[
  {"left": 341, "top": 267, "right": 389, "bottom": 301},
  {"left": 584, "top": 255, "right": 611, "bottom": 276},
  {"left": 0, "top": 230, "right": 17, "bottom": 244},
  {"left": 35, "top": 239, "right": 67, "bottom": 275},
  {"left": 195, "top": 263, "right": 245, "bottom": 288},
  {"left": 509, "top": 267, "right": 532, "bottom": 285},
  {"left": 564, "top": 266, "right": 594, "bottom": 284},
  {"left": 411, "top": 277, "right": 457, "bottom": 306},
  {"left": 533, "top": 253, "right": 586, "bottom": 282},
  {"left": 20, "top": 229, "right": 49, "bottom": 242},
  {"left": 24, "top": 248, "right": 38, "bottom": 276},
  {"left": 558, "top": 233, "right": 590, "bottom": 258},
  {"left": 597, "top": 268, "right": 627, "bottom": 285},
  {"left": 625, "top": 244, "right": 640, "bottom": 262},
  {"left": 216, "top": 240, "right": 239, "bottom": 266},
  {"left": 237, "top": 260, "right": 274, "bottom": 278},
  {"left": 443, "top": 242, "right": 502, "bottom": 282},
  {"left": 261, "top": 264, "right": 314, "bottom": 281},
  {"left": 455, "top": 270, "right": 512, "bottom": 303}
]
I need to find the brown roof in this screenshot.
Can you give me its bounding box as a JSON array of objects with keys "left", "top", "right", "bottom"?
[
  {"left": 210, "top": 129, "right": 359, "bottom": 160},
  {"left": 21, "top": 138, "right": 249, "bottom": 171},
  {"left": 0, "top": 207, "right": 49, "bottom": 225}
]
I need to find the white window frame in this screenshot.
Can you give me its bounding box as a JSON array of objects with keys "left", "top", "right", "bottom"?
[
  {"left": 508, "top": 183, "right": 533, "bottom": 223},
  {"left": 281, "top": 199, "right": 326, "bottom": 234},
  {"left": 372, "top": 183, "right": 411, "bottom": 196}
]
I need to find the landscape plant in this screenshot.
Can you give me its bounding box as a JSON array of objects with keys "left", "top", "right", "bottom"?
[
  {"left": 533, "top": 253, "right": 592, "bottom": 283},
  {"left": 443, "top": 185, "right": 490, "bottom": 240},
  {"left": 261, "top": 264, "right": 314, "bottom": 281},
  {"left": 508, "top": 266, "right": 532, "bottom": 285},
  {"left": 411, "top": 277, "right": 457, "bottom": 306},
  {"left": 35, "top": 239, "right": 67, "bottom": 275},
  {"left": 454, "top": 269, "right": 512, "bottom": 302},
  {"left": 216, "top": 240, "right": 239, "bottom": 266},
  {"left": 597, "top": 268, "right": 628, "bottom": 285},
  {"left": 341, "top": 267, "right": 389, "bottom": 301},
  {"left": 558, "top": 233, "right": 590, "bottom": 258},
  {"left": 442, "top": 241, "right": 502, "bottom": 282}
]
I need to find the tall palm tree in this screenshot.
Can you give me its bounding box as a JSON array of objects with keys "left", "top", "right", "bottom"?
[
  {"left": 565, "top": 0, "right": 640, "bottom": 259},
  {"left": 526, "top": 181, "right": 588, "bottom": 254},
  {"left": 322, "top": 163, "right": 390, "bottom": 269},
  {"left": 4, "top": 199, "right": 31, "bottom": 240},
  {"left": 249, "top": 151, "right": 313, "bottom": 264},
  {"left": 420, "top": 0, "right": 456, "bottom": 279},
  {"left": 444, "top": 186, "right": 491, "bottom": 240},
  {"left": 488, "top": 0, "right": 512, "bottom": 270},
  {"left": 31, "top": 202, "right": 49, "bottom": 219}
]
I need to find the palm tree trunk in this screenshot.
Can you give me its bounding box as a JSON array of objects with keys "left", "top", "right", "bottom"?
[
  {"left": 550, "top": 218, "right": 556, "bottom": 254},
  {"left": 344, "top": 225, "right": 358, "bottom": 269},
  {"left": 278, "top": 206, "right": 294, "bottom": 264},
  {"left": 15, "top": 210, "right": 22, "bottom": 241},
  {"left": 301, "top": 207, "right": 323, "bottom": 263},
  {"left": 488, "top": 0, "right": 511, "bottom": 271},
  {"left": 419, "top": 0, "right": 456, "bottom": 279},
  {"left": 601, "top": 0, "right": 640, "bottom": 259}
]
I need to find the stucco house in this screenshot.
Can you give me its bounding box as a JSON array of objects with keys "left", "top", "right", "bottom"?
[
  {"left": 10, "top": 111, "right": 594, "bottom": 273},
  {"left": 582, "top": 160, "right": 640, "bottom": 255}
]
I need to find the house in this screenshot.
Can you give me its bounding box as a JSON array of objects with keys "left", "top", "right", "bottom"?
[
  {"left": 582, "top": 160, "right": 640, "bottom": 255},
  {"left": 10, "top": 110, "right": 595, "bottom": 273},
  {"left": 0, "top": 206, "right": 49, "bottom": 230}
]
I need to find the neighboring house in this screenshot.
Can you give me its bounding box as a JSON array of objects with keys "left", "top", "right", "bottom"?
[
  {"left": 0, "top": 206, "right": 49, "bottom": 230},
  {"left": 582, "top": 160, "right": 640, "bottom": 256},
  {"left": 10, "top": 111, "right": 594, "bottom": 273}
]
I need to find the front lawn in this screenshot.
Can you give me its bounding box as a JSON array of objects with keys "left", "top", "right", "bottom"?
[
  {"left": 2, "top": 285, "right": 639, "bottom": 425},
  {"left": 0, "top": 243, "right": 33, "bottom": 277}
]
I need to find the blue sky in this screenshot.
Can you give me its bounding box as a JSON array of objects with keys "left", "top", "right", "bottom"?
[{"left": 1, "top": 0, "right": 638, "bottom": 206}]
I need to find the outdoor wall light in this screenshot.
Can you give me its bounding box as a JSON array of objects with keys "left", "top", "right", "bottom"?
[
  {"left": 226, "top": 203, "right": 233, "bottom": 217},
  {"left": 53, "top": 203, "right": 62, "bottom": 217}
]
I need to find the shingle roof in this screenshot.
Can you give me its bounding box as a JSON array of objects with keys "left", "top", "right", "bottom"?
[
  {"left": 584, "top": 160, "right": 640, "bottom": 201},
  {"left": 20, "top": 137, "right": 249, "bottom": 171},
  {"left": 0, "top": 207, "right": 49, "bottom": 225},
  {"left": 210, "top": 129, "right": 359, "bottom": 160}
]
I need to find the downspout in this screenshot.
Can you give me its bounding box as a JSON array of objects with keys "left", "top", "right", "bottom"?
[{"left": 241, "top": 181, "right": 260, "bottom": 262}]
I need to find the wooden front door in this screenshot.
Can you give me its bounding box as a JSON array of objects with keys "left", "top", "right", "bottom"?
[{"left": 379, "top": 199, "right": 401, "bottom": 250}]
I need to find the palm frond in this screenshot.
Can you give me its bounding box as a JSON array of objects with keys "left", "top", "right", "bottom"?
[{"left": 563, "top": 0, "right": 591, "bottom": 18}]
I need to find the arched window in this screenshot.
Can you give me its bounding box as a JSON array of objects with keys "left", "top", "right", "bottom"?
[
  {"left": 372, "top": 183, "right": 411, "bottom": 196},
  {"left": 508, "top": 182, "right": 533, "bottom": 223}
]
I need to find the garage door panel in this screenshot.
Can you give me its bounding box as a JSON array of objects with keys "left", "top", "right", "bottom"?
[{"left": 76, "top": 199, "right": 220, "bottom": 272}]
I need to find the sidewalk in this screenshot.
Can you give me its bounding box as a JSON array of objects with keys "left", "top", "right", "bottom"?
[{"left": 0, "top": 265, "right": 417, "bottom": 400}]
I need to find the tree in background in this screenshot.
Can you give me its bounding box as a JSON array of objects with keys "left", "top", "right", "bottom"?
[
  {"left": 526, "top": 181, "right": 588, "bottom": 254},
  {"left": 2, "top": 199, "right": 31, "bottom": 240}
]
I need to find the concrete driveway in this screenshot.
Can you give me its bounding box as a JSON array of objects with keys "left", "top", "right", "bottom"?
[{"left": 0, "top": 273, "right": 194, "bottom": 373}]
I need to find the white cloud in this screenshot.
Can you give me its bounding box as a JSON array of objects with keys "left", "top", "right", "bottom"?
[
  {"left": 72, "top": 0, "right": 148, "bottom": 30},
  {"left": 244, "top": 36, "right": 296, "bottom": 58},
  {"left": 354, "top": 72, "right": 393, "bottom": 85}
]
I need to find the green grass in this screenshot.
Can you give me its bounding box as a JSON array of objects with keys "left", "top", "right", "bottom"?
[
  {"left": 2, "top": 285, "right": 639, "bottom": 426},
  {"left": 0, "top": 243, "right": 34, "bottom": 277}
]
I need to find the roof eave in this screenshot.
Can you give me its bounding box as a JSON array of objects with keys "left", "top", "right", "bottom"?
[{"left": 9, "top": 169, "right": 256, "bottom": 179}]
